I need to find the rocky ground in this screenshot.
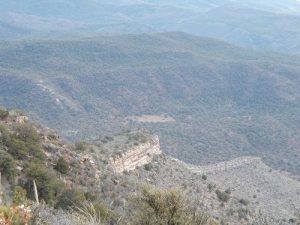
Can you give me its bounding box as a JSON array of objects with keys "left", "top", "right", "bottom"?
[{"left": 132, "top": 155, "right": 300, "bottom": 225}]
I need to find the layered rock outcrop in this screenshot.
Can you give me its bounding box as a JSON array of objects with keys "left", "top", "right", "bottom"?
[{"left": 109, "top": 135, "right": 161, "bottom": 173}]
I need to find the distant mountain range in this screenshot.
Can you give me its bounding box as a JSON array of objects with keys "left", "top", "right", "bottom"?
[
  {"left": 1, "top": 0, "right": 300, "bottom": 53},
  {"left": 0, "top": 32, "right": 299, "bottom": 177}
]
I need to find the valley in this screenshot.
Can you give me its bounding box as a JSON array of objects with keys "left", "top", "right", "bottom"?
[{"left": 0, "top": 33, "right": 299, "bottom": 178}]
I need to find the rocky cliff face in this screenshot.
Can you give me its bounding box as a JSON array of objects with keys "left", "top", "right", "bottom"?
[{"left": 109, "top": 135, "right": 161, "bottom": 173}]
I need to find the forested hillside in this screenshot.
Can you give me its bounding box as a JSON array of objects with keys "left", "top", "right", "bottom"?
[{"left": 0, "top": 32, "right": 299, "bottom": 177}]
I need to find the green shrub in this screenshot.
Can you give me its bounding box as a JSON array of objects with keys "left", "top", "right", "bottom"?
[
  {"left": 238, "top": 208, "right": 249, "bottom": 221},
  {"left": 0, "top": 125, "right": 11, "bottom": 146},
  {"left": 215, "top": 190, "right": 230, "bottom": 203},
  {"left": 0, "top": 109, "right": 9, "bottom": 120},
  {"left": 12, "top": 186, "right": 27, "bottom": 206},
  {"left": 132, "top": 185, "right": 185, "bottom": 225},
  {"left": 75, "top": 141, "right": 88, "bottom": 152},
  {"left": 0, "top": 150, "right": 16, "bottom": 182},
  {"left": 54, "top": 157, "right": 69, "bottom": 174},
  {"left": 225, "top": 188, "right": 231, "bottom": 194},
  {"left": 55, "top": 188, "right": 86, "bottom": 210},
  {"left": 207, "top": 183, "right": 216, "bottom": 192},
  {"left": 144, "top": 163, "right": 153, "bottom": 171},
  {"left": 0, "top": 123, "right": 44, "bottom": 161},
  {"left": 8, "top": 126, "right": 44, "bottom": 161},
  {"left": 84, "top": 191, "right": 98, "bottom": 201},
  {"left": 131, "top": 185, "right": 219, "bottom": 225},
  {"left": 239, "top": 198, "right": 250, "bottom": 206},
  {"left": 8, "top": 137, "right": 28, "bottom": 159},
  {"left": 24, "top": 162, "right": 63, "bottom": 204},
  {"left": 15, "top": 110, "right": 24, "bottom": 116},
  {"left": 93, "top": 203, "right": 117, "bottom": 221},
  {"left": 26, "top": 142, "right": 44, "bottom": 160},
  {"left": 15, "top": 124, "right": 40, "bottom": 143}
]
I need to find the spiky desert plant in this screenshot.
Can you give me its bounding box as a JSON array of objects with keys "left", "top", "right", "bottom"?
[
  {"left": 74, "top": 202, "right": 103, "bottom": 224},
  {"left": 73, "top": 202, "right": 121, "bottom": 225}
]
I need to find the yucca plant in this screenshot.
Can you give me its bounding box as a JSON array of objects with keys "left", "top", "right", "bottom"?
[{"left": 73, "top": 202, "right": 121, "bottom": 225}]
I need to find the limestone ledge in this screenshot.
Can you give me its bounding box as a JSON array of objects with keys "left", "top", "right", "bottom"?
[{"left": 109, "top": 135, "right": 161, "bottom": 173}]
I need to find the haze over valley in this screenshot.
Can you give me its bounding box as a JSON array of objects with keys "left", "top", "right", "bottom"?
[{"left": 2, "top": 0, "right": 300, "bottom": 53}]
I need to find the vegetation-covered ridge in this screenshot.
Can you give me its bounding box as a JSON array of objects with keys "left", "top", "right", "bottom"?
[
  {"left": 0, "top": 108, "right": 220, "bottom": 225},
  {"left": 0, "top": 108, "right": 162, "bottom": 204},
  {"left": 0, "top": 32, "right": 299, "bottom": 178}
]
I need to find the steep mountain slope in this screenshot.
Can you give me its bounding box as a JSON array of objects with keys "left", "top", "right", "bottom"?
[
  {"left": 0, "top": 110, "right": 299, "bottom": 224},
  {"left": 138, "top": 155, "right": 300, "bottom": 224},
  {"left": 1, "top": 0, "right": 300, "bottom": 53},
  {"left": 0, "top": 32, "right": 299, "bottom": 178}
]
